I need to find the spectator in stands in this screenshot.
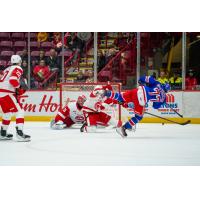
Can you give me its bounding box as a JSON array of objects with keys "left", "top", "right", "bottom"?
[
  {"left": 97, "top": 49, "right": 106, "bottom": 72},
  {"left": 31, "top": 59, "right": 37, "bottom": 68},
  {"left": 21, "top": 60, "right": 28, "bottom": 80},
  {"left": 185, "top": 69, "right": 198, "bottom": 90},
  {"left": 52, "top": 32, "right": 62, "bottom": 54},
  {"left": 64, "top": 32, "right": 78, "bottom": 50},
  {"left": 75, "top": 71, "right": 87, "bottom": 82},
  {"left": 64, "top": 32, "right": 84, "bottom": 59},
  {"left": 105, "top": 48, "right": 118, "bottom": 64},
  {"left": 169, "top": 71, "right": 182, "bottom": 90},
  {"left": 53, "top": 32, "right": 62, "bottom": 48},
  {"left": 46, "top": 48, "right": 60, "bottom": 72},
  {"left": 0, "top": 61, "right": 6, "bottom": 76},
  {"left": 85, "top": 70, "right": 94, "bottom": 83},
  {"left": 38, "top": 49, "right": 47, "bottom": 63},
  {"left": 21, "top": 49, "right": 28, "bottom": 62},
  {"left": 30, "top": 50, "right": 46, "bottom": 67},
  {"left": 37, "top": 32, "right": 48, "bottom": 43},
  {"left": 157, "top": 70, "right": 169, "bottom": 84},
  {"left": 33, "top": 60, "right": 51, "bottom": 83}
]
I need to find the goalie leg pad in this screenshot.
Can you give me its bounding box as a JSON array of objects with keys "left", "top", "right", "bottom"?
[{"left": 50, "top": 120, "right": 66, "bottom": 130}]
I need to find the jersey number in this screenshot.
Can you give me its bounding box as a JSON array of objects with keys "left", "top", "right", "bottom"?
[{"left": 0, "top": 71, "right": 9, "bottom": 82}]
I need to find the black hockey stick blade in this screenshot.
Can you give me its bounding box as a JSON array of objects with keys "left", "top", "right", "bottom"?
[
  {"left": 180, "top": 119, "right": 191, "bottom": 125},
  {"left": 144, "top": 112, "right": 191, "bottom": 125}
]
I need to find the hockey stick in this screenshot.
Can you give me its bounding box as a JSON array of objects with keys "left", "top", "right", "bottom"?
[
  {"left": 165, "top": 104, "right": 183, "bottom": 118},
  {"left": 144, "top": 111, "right": 191, "bottom": 125},
  {"left": 171, "top": 108, "right": 183, "bottom": 118}
]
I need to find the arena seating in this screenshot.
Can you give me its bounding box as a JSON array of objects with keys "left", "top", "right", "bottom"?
[
  {"left": 0, "top": 41, "right": 13, "bottom": 51},
  {"left": 40, "top": 41, "right": 53, "bottom": 50},
  {"left": 30, "top": 41, "right": 39, "bottom": 50},
  {"left": 31, "top": 50, "right": 40, "bottom": 57},
  {"left": 11, "top": 32, "right": 24, "bottom": 41},
  {"left": 0, "top": 32, "right": 10, "bottom": 41},
  {"left": 24, "top": 32, "right": 37, "bottom": 41},
  {"left": 13, "top": 41, "right": 27, "bottom": 51},
  {"left": 0, "top": 50, "right": 14, "bottom": 61}
]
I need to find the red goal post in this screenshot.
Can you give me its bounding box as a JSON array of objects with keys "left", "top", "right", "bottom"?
[{"left": 59, "top": 82, "right": 122, "bottom": 121}]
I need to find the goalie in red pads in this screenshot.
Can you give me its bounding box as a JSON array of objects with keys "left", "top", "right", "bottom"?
[
  {"left": 0, "top": 55, "right": 30, "bottom": 141},
  {"left": 50, "top": 95, "right": 87, "bottom": 129},
  {"left": 80, "top": 85, "right": 122, "bottom": 133}
]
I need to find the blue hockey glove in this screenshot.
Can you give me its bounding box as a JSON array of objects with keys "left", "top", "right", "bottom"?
[
  {"left": 104, "top": 90, "right": 112, "bottom": 97},
  {"left": 127, "top": 102, "right": 134, "bottom": 109}
]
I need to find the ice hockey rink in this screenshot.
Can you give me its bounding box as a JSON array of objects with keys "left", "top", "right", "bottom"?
[{"left": 0, "top": 122, "right": 200, "bottom": 166}]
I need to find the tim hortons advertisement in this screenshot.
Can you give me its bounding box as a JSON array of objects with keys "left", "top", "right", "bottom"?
[
  {"left": 19, "top": 91, "right": 60, "bottom": 116},
  {"left": 19, "top": 91, "right": 183, "bottom": 118},
  {"left": 144, "top": 92, "right": 183, "bottom": 117}
]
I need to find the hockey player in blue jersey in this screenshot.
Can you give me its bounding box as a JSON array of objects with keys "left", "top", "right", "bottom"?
[{"left": 104, "top": 75, "right": 170, "bottom": 137}]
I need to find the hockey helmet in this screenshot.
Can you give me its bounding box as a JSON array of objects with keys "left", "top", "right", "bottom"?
[
  {"left": 11, "top": 55, "right": 22, "bottom": 65},
  {"left": 161, "top": 82, "right": 171, "bottom": 93},
  {"left": 90, "top": 85, "right": 105, "bottom": 98},
  {"left": 77, "top": 95, "right": 87, "bottom": 106},
  {"left": 77, "top": 95, "right": 87, "bottom": 102}
]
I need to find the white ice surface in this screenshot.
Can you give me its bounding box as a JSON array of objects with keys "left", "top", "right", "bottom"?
[{"left": 0, "top": 122, "right": 200, "bottom": 166}]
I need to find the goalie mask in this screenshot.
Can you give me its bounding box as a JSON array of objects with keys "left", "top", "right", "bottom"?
[{"left": 77, "top": 95, "right": 87, "bottom": 107}]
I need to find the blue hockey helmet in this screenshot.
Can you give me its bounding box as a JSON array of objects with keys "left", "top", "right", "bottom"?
[{"left": 161, "top": 82, "right": 171, "bottom": 92}]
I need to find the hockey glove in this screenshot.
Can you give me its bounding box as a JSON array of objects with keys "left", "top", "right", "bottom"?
[
  {"left": 19, "top": 77, "right": 29, "bottom": 90},
  {"left": 122, "top": 102, "right": 134, "bottom": 109},
  {"left": 127, "top": 102, "right": 135, "bottom": 109},
  {"left": 103, "top": 89, "right": 112, "bottom": 97}
]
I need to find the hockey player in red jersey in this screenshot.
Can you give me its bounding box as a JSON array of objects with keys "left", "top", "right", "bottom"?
[
  {"left": 50, "top": 95, "right": 87, "bottom": 129},
  {"left": 80, "top": 85, "right": 122, "bottom": 133},
  {"left": 0, "top": 55, "right": 30, "bottom": 141}
]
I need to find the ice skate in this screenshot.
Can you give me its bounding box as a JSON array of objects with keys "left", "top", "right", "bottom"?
[
  {"left": 0, "top": 127, "right": 13, "bottom": 140},
  {"left": 127, "top": 125, "right": 136, "bottom": 132},
  {"left": 16, "top": 127, "right": 31, "bottom": 142},
  {"left": 116, "top": 125, "right": 128, "bottom": 137}
]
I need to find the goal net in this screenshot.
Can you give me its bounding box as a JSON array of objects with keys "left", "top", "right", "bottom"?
[{"left": 59, "top": 82, "right": 121, "bottom": 121}]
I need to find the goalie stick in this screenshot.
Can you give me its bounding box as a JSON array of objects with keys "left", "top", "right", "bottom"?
[{"left": 144, "top": 111, "right": 191, "bottom": 125}]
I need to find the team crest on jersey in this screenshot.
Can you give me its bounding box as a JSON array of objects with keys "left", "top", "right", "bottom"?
[{"left": 75, "top": 116, "right": 84, "bottom": 121}]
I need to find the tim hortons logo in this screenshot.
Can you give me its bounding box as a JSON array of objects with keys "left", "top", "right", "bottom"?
[
  {"left": 19, "top": 94, "right": 60, "bottom": 113},
  {"left": 166, "top": 94, "right": 175, "bottom": 103}
]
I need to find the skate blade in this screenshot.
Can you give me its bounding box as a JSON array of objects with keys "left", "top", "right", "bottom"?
[
  {"left": 0, "top": 137, "right": 13, "bottom": 141},
  {"left": 16, "top": 137, "right": 31, "bottom": 142},
  {"left": 115, "top": 128, "right": 126, "bottom": 138}
]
